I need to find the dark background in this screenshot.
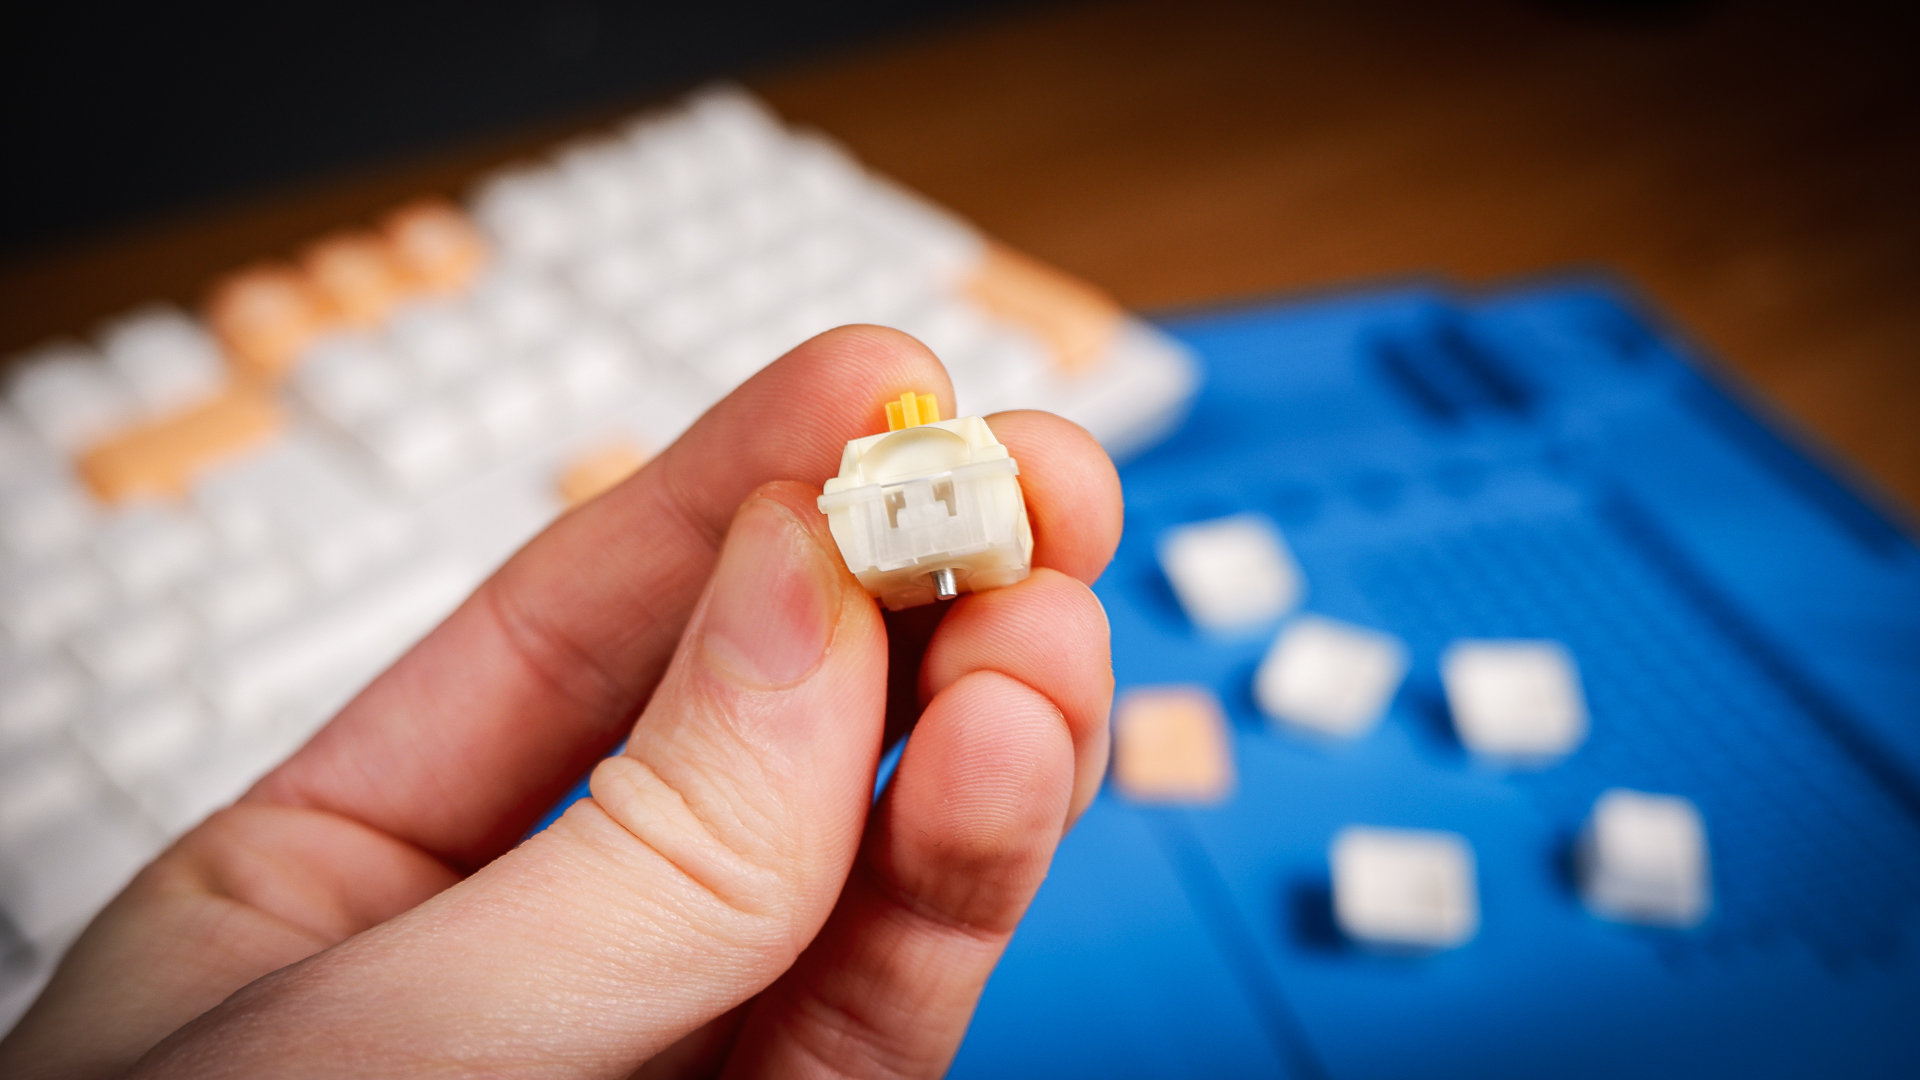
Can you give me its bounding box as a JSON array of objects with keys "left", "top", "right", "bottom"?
[{"left": 0, "top": 0, "right": 1024, "bottom": 254}]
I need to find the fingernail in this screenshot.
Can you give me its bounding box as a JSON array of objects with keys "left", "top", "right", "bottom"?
[{"left": 700, "top": 498, "right": 840, "bottom": 688}]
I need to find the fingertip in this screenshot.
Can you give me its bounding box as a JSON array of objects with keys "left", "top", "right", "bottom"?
[
  {"left": 921, "top": 568, "right": 1114, "bottom": 825},
  {"left": 764, "top": 324, "right": 958, "bottom": 433},
  {"left": 922, "top": 569, "right": 1111, "bottom": 699},
  {"left": 878, "top": 670, "right": 1076, "bottom": 932},
  {"left": 985, "top": 411, "right": 1124, "bottom": 586}
]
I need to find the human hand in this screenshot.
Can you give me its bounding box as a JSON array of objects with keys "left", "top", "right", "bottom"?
[{"left": 0, "top": 327, "right": 1123, "bottom": 1079}]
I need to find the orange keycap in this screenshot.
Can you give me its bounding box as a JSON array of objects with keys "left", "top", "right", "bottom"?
[
  {"left": 384, "top": 198, "right": 488, "bottom": 295},
  {"left": 303, "top": 230, "right": 407, "bottom": 327},
  {"left": 965, "top": 242, "right": 1123, "bottom": 375},
  {"left": 556, "top": 441, "right": 650, "bottom": 508},
  {"left": 205, "top": 263, "right": 327, "bottom": 381},
  {"left": 1111, "top": 685, "right": 1236, "bottom": 805},
  {"left": 78, "top": 387, "right": 284, "bottom": 503}
]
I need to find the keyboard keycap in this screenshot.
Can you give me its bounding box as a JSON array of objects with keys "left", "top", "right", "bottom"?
[
  {"left": 180, "top": 554, "right": 306, "bottom": 639},
  {"left": 97, "top": 305, "right": 227, "bottom": 415},
  {"left": 76, "top": 388, "right": 285, "bottom": 503},
  {"left": 294, "top": 336, "right": 411, "bottom": 429},
  {"left": 0, "top": 656, "right": 85, "bottom": 748},
  {"left": 8, "top": 345, "right": 139, "bottom": 452},
  {"left": 92, "top": 505, "right": 214, "bottom": 598},
  {"left": 0, "top": 556, "right": 111, "bottom": 647},
  {"left": 0, "top": 472, "right": 95, "bottom": 557},
  {"left": 198, "top": 556, "right": 477, "bottom": 728},
  {"left": 68, "top": 603, "right": 196, "bottom": 689}
]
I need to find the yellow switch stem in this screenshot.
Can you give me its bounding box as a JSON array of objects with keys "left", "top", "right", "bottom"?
[{"left": 885, "top": 391, "right": 941, "bottom": 431}]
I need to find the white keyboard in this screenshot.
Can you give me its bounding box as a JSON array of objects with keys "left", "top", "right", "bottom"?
[{"left": 0, "top": 85, "right": 1197, "bottom": 1025}]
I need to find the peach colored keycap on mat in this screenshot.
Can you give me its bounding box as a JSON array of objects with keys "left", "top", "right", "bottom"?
[
  {"left": 78, "top": 388, "right": 284, "bottom": 502},
  {"left": 556, "top": 442, "right": 650, "bottom": 508},
  {"left": 966, "top": 241, "right": 1123, "bottom": 375},
  {"left": 1110, "top": 685, "right": 1236, "bottom": 805}
]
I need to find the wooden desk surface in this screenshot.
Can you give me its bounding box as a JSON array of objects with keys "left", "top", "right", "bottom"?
[{"left": 3, "top": 0, "right": 1915, "bottom": 511}]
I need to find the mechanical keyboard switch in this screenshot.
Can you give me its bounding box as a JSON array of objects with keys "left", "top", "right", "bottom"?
[{"left": 817, "top": 391, "right": 1032, "bottom": 611}]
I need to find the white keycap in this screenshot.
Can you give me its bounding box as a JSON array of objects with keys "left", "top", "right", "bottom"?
[
  {"left": 473, "top": 268, "right": 577, "bottom": 348},
  {"left": 7, "top": 343, "right": 138, "bottom": 450},
  {"left": 0, "top": 556, "right": 111, "bottom": 647},
  {"left": 358, "top": 402, "right": 478, "bottom": 491},
  {"left": 0, "top": 655, "right": 84, "bottom": 747},
  {"left": 1580, "top": 789, "right": 1711, "bottom": 927},
  {"left": 180, "top": 554, "right": 306, "bottom": 638},
  {"left": 194, "top": 437, "right": 411, "bottom": 585},
  {"left": 294, "top": 335, "right": 410, "bottom": 428},
  {"left": 472, "top": 167, "right": 580, "bottom": 265},
  {"left": 0, "top": 471, "right": 94, "bottom": 557},
  {"left": 722, "top": 185, "right": 797, "bottom": 249},
  {"left": 783, "top": 134, "right": 867, "bottom": 218},
  {"left": 125, "top": 725, "right": 290, "bottom": 836},
  {"left": 684, "top": 84, "right": 786, "bottom": 177},
  {"left": 568, "top": 244, "right": 670, "bottom": 312},
  {"left": 630, "top": 288, "right": 724, "bottom": 357},
  {"left": 68, "top": 603, "right": 196, "bottom": 689},
  {"left": 72, "top": 689, "right": 210, "bottom": 796},
  {"left": 1442, "top": 640, "right": 1589, "bottom": 764},
  {"left": 1158, "top": 514, "right": 1305, "bottom": 633},
  {"left": 548, "top": 325, "right": 642, "bottom": 411},
  {"left": 1331, "top": 826, "right": 1479, "bottom": 950},
  {"left": 783, "top": 229, "right": 862, "bottom": 288},
  {"left": 92, "top": 505, "right": 213, "bottom": 598},
  {"left": 655, "top": 216, "right": 730, "bottom": 277},
  {"left": 710, "top": 259, "right": 789, "bottom": 325},
  {"left": 0, "top": 745, "right": 97, "bottom": 845},
  {"left": 856, "top": 178, "right": 982, "bottom": 284},
  {"left": 388, "top": 301, "right": 491, "bottom": 385},
  {"left": 1255, "top": 616, "right": 1409, "bottom": 740},
  {"left": 837, "top": 264, "right": 921, "bottom": 327},
  {"left": 557, "top": 137, "right": 647, "bottom": 234},
  {"left": 625, "top": 122, "right": 709, "bottom": 209},
  {"left": 0, "top": 412, "right": 52, "bottom": 486},
  {"left": 198, "top": 556, "right": 477, "bottom": 728},
  {"left": 97, "top": 305, "right": 226, "bottom": 414},
  {"left": 468, "top": 362, "right": 557, "bottom": 450},
  {"left": 299, "top": 515, "right": 411, "bottom": 593}
]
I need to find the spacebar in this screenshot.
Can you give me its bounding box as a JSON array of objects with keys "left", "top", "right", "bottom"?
[{"left": 202, "top": 559, "right": 479, "bottom": 723}]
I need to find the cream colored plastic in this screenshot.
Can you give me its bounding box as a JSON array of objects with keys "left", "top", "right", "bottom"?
[{"left": 817, "top": 415, "right": 1033, "bottom": 610}]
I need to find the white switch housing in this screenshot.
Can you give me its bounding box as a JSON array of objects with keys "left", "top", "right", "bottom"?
[{"left": 818, "top": 413, "right": 1031, "bottom": 610}]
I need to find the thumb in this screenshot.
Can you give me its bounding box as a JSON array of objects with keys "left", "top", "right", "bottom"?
[{"left": 133, "top": 484, "right": 889, "bottom": 1079}]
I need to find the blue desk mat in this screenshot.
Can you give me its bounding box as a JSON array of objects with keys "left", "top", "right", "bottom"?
[{"left": 949, "top": 281, "right": 1920, "bottom": 1079}]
